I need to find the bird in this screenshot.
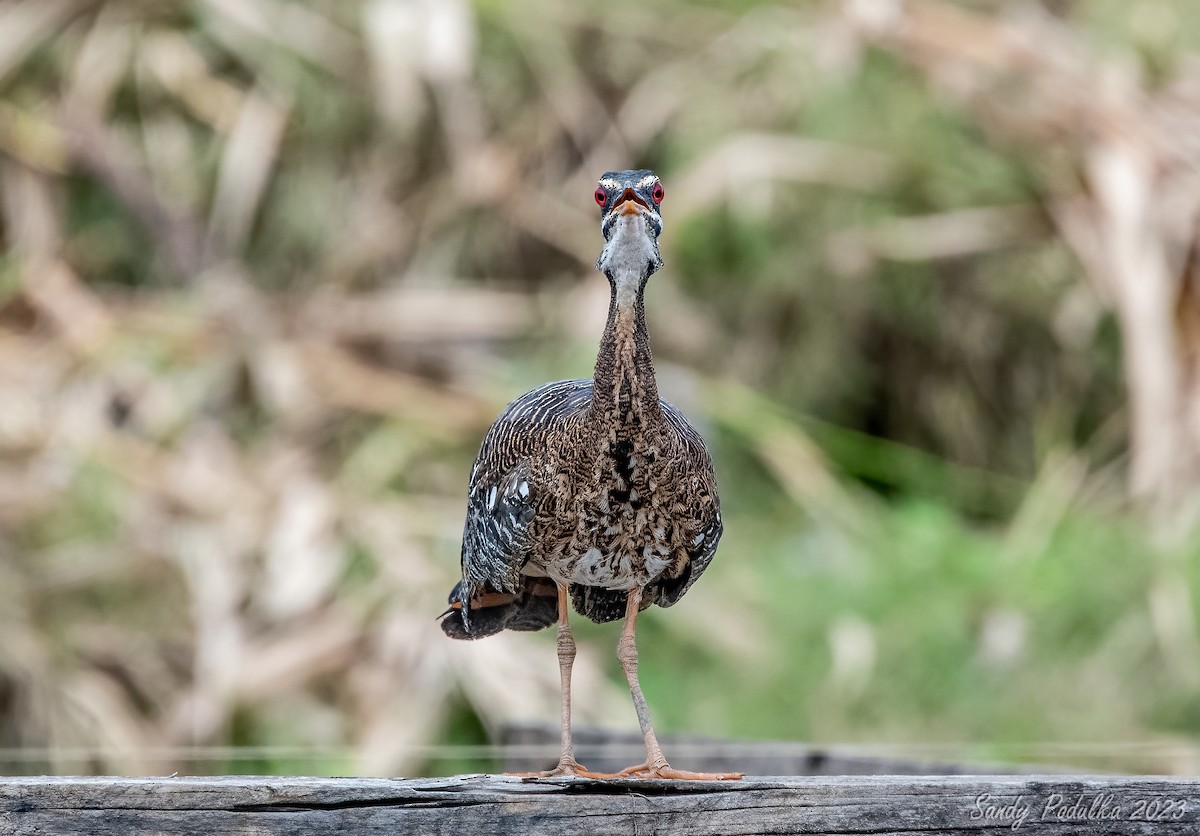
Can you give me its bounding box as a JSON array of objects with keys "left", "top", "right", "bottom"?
[{"left": 440, "top": 169, "right": 740, "bottom": 781}]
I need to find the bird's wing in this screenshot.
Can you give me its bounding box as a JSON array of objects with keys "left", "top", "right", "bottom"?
[
  {"left": 459, "top": 379, "right": 592, "bottom": 599},
  {"left": 650, "top": 399, "right": 723, "bottom": 607}
]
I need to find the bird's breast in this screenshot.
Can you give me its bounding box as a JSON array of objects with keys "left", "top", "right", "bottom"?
[{"left": 541, "top": 436, "right": 681, "bottom": 589}]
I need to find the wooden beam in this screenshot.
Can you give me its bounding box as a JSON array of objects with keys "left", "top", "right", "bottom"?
[{"left": 2, "top": 774, "right": 1198, "bottom": 834}]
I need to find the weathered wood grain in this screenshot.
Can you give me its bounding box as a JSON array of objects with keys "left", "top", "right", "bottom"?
[{"left": 1, "top": 774, "right": 1198, "bottom": 835}]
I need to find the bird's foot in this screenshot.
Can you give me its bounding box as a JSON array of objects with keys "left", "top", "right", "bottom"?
[
  {"left": 509, "top": 757, "right": 614, "bottom": 780},
  {"left": 612, "top": 761, "right": 744, "bottom": 781}
]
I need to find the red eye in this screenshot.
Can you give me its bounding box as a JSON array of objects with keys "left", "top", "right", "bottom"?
[
  {"left": 652, "top": 182, "right": 665, "bottom": 204},
  {"left": 594, "top": 187, "right": 607, "bottom": 207}
]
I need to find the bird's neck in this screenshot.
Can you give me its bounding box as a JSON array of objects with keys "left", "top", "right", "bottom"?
[{"left": 591, "top": 265, "right": 661, "bottom": 430}]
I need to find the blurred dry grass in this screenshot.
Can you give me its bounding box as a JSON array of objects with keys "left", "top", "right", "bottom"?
[
  {"left": 847, "top": 0, "right": 1200, "bottom": 530},
  {"left": 1, "top": 0, "right": 1200, "bottom": 776}
]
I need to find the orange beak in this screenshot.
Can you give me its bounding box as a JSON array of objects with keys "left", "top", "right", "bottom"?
[{"left": 615, "top": 187, "right": 648, "bottom": 216}]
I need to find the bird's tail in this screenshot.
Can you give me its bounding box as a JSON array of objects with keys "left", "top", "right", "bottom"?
[
  {"left": 438, "top": 578, "right": 558, "bottom": 640},
  {"left": 569, "top": 584, "right": 630, "bottom": 624}
]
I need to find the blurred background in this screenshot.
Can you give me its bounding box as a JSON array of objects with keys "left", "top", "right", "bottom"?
[{"left": 2, "top": 0, "right": 1200, "bottom": 778}]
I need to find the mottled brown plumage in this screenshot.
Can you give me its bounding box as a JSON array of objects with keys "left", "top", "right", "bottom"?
[{"left": 440, "top": 170, "right": 738, "bottom": 781}]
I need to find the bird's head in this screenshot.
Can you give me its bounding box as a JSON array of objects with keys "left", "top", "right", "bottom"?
[{"left": 594, "top": 169, "right": 665, "bottom": 280}]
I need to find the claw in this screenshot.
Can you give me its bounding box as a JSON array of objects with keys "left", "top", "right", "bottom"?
[
  {"left": 612, "top": 762, "right": 743, "bottom": 781},
  {"left": 508, "top": 758, "right": 617, "bottom": 780},
  {"left": 513, "top": 760, "right": 742, "bottom": 781}
]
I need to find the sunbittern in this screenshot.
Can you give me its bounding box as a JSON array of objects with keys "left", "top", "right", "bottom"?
[{"left": 440, "top": 170, "right": 739, "bottom": 781}]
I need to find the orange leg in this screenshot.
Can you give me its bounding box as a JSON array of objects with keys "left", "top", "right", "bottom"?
[{"left": 611, "top": 588, "right": 743, "bottom": 781}]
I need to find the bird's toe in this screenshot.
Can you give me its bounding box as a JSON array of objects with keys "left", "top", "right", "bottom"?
[
  {"left": 611, "top": 762, "right": 743, "bottom": 781},
  {"left": 509, "top": 758, "right": 614, "bottom": 780}
]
